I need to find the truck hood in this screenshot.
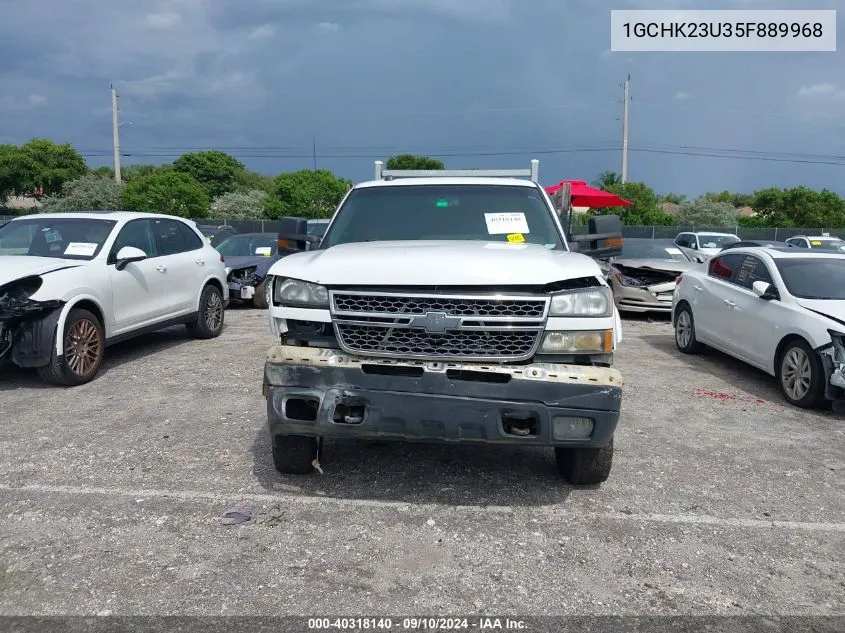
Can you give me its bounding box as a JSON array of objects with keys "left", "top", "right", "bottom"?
[
  {"left": 0, "top": 256, "right": 83, "bottom": 288},
  {"left": 268, "top": 240, "right": 603, "bottom": 286}
]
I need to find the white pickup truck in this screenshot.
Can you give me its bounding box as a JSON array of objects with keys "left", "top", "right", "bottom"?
[{"left": 261, "top": 160, "right": 626, "bottom": 485}]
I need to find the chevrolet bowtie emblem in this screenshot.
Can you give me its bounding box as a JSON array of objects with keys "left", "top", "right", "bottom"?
[{"left": 409, "top": 311, "right": 461, "bottom": 333}]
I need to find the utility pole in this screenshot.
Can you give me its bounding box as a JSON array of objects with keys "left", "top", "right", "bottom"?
[
  {"left": 111, "top": 85, "right": 121, "bottom": 182},
  {"left": 312, "top": 136, "right": 317, "bottom": 170},
  {"left": 621, "top": 74, "right": 630, "bottom": 184}
]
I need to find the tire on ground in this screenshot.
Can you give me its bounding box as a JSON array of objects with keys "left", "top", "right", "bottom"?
[
  {"left": 555, "top": 437, "right": 614, "bottom": 485},
  {"left": 252, "top": 279, "right": 268, "bottom": 309},
  {"left": 272, "top": 435, "right": 318, "bottom": 474},
  {"left": 674, "top": 303, "right": 704, "bottom": 354},
  {"left": 777, "top": 338, "right": 826, "bottom": 409},
  {"left": 186, "top": 283, "right": 225, "bottom": 339},
  {"left": 36, "top": 308, "right": 105, "bottom": 386}
]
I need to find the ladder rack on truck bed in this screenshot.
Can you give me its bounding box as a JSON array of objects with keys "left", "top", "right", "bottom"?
[{"left": 374, "top": 159, "right": 539, "bottom": 183}]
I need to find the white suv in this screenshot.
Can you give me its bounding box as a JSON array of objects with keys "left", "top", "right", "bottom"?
[{"left": 0, "top": 211, "right": 229, "bottom": 386}]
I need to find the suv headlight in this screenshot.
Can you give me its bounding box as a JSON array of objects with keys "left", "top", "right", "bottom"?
[
  {"left": 274, "top": 278, "right": 329, "bottom": 308},
  {"left": 549, "top": 287, "right": 612, "bottom": 317}
]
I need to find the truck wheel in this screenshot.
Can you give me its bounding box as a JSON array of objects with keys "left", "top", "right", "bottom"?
[
  {"left": 777, "top": 338, "right": 825, "bottom": 409},
  {"left": 674, "top": 304, "right": 703, "bottom": 354},
  {"left": 37, "top": 308, "right": 105, "bottom": 386},
  {"left": 272, "top": 435, "right": 318, "bottom": 474},
  {"left": 186, "top": 284, "right": 225, "bottom": 339},
  {"left": 555, "top": 437, "right": 614, "bottom": 485},
  {"left": 252, "top": 279, "right": 269, "bottom": 309}
]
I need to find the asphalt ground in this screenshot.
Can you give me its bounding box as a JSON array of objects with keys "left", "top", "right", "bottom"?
[{"left": 1, "top": 308, "right": 843, "bottom": 619}]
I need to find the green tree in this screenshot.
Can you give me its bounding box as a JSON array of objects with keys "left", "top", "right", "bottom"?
[
  {"left": 90, "top": 166, "right": 116, "bottom": 179},
  {"left": 676, "top": 198, "right": 739, "bottom": 227},
  {"left": 122, "top": 163, "right": 170, "bottom": 182},
  {"left": 592, "top": 171, "right": 621, "bottom": 189},
  {"left": 265, "top": 169, "right": 352, "bottom": 219},
  {"left": 210, "top": 190, "right": 267, "bottom": 220},
  {"left": 0, "top": 144, "right": 37, "bottom": 199},
  {"left": 594, "top": 181, "right": 674, "bottom": 225},
  {"left": 172, "top": 151, "right": 245, "bottom": 199},
  {"left": 233, "top": 169, "right": 276, "bottom": 194},
  {"left": 751, "top": 186, "right": 845, "bottom": 228},
  {"left": 660, "top": 192, "right": 687, "bottom": 204},
  {"left": 39, "top": 174, "right": 126, "bottom": 212},
  {"left": 385, "top": 154, "right": 445, "bottom": 170},
  {"left": 122, "top": 171, "right": 209, "bottom": 218},
  {"left": 20, "top": 139, "right": 88, "bottom": 196}
]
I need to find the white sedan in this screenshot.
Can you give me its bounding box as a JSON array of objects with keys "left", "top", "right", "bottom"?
[
  {"left": 0, "top": 211, "right": 229, "bottom": 386},
  {"left": 671, "top": 246, "right": 845, "bottom": 408}
]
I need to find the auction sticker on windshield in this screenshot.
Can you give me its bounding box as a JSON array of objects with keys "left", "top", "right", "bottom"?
[
  {"left": 255, "top": 247, "right": 272, "bottom": 256},
  {"left": 484, "top": 212, "right": 529, "bottom": 235},
  {"left": 507, "top": 233, "right": 525, "bottom": 243},
  {"left": 64, "top": 242, "right": 98, "bottom": 257}
]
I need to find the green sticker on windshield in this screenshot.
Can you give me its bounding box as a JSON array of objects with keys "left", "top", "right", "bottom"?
[{"left": 435, "top": 199, "right": 449, "bottom": 208}]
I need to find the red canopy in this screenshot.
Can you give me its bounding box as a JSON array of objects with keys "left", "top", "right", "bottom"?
[{"left": 545, "top": 180, "right": 632, "bottom": 208}]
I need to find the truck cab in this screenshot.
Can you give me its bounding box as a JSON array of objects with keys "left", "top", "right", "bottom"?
[{"left": 261, "top": 160, "right": 626, "bottom": 485}]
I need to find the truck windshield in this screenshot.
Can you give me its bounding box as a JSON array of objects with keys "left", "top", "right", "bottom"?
[{"left": 320, "top": 184, "right": 565, "bottom": 249}]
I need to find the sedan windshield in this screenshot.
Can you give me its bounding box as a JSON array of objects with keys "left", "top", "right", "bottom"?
[
  {"left": 216, "top": 234, "right": 277, "bottom": 257},
  {"left": 620, "top": 240, "right": 690, "bottom": 262},
  {"left": 776, "top": 257, "right": 845, "bottom": 300},
  {"left": 809, "top": 238, "right": 845, "bottom": 251},
  {"left": 698, "top": 234, "right": 739, "bottom": 248},
  {"left": 321, "top": 184, "right": 564, "bottom": 249},
  {"left": 0, "top": 217, "right": 116, "bottom": 260}
]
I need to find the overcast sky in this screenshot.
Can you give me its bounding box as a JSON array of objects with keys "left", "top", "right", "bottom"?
[{"left": 0, "top": 0, "right": 842, "bottom": 197}]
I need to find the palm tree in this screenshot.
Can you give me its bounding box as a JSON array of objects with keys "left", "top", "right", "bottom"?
[{"left": 592, "top": 171, "right": 621, "bottom": 189}]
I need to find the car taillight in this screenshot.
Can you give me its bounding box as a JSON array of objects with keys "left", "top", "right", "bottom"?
[
  {"left": 220, "top": 254, "right": 225, "bottom": 262},
  {"left": 676, "top": 276, "right": 683, "bottom": 284}
]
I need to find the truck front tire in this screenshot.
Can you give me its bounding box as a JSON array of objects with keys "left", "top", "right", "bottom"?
[
  {"left": 555, "top": 437, "right": 614, "bottom": 485},
  {"left": 272, "top": 434, "right": 318, "bottom": 474}
]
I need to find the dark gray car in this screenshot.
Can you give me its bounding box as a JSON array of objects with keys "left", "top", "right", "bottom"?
[{"left": 216, "top": 233, "right": 280, "bottom": 308}]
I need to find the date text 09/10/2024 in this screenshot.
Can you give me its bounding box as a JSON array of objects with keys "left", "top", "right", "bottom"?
[{"left": 307, "top": 618, "right": 528, "bottom": 630}]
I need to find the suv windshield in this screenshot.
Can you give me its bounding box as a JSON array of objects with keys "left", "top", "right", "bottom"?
[
  {"left": 320, "top": 184, "right": 564, "bottom": 249},
  {"left": 620, "top": 240, "right": 690, "bottom": 261},
  {"left": 216, "top": 234, "right": 277, "bottom": 257},
  {"left": 776, "top": 257, "right": 845, "bottom": 300},
  {"left": 698, "top": 234, "right": 739, "bottom": 248},
  {"left": 0, "top": 217, "right": 117, "bottom": 260}
]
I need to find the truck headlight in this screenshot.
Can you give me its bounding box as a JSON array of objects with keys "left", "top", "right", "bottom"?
[
  {"left": 274, "top": 278, "right": 329, "bottom": 308},
  {"left": 549, "top": 287, "right": 612, "bottom": 317},
  {"left": 540, "top": 330, "right": 613, "bottom": 354}
]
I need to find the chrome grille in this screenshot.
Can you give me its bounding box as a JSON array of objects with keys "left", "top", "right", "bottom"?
[
  {"left": 329, "top": 290, "right": 549, "bottom": 361},
  {"left": 332, "top": 293, "right": 547, "bottom": 318}
]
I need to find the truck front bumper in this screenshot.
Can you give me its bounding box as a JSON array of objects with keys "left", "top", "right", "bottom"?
[{"left": 263, "top": 345, "right": 623, "bottom": 448}]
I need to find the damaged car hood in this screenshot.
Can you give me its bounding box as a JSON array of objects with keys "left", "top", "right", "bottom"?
[
  {"left": 795, "top": 299, "right": 845, "bottom": 327},
  {"left": 0, "top": 256, "right": 83, "bottom": 288},
  {"left": 270, "top": 240, "right": 603, "bottom": 286},
  {"left": 225, "top": 255, "right": 280, "bottom": 270},
  {"left": 611, "top": 258, "right": 699, "bottom": 274}
]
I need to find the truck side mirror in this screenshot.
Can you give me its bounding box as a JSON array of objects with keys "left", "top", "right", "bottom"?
[
  {"left": 569, "top": 214, "right": 624, "bottom": 259},
  {"left": 277, "top": 217, "right": 309, "bottom": 253}
]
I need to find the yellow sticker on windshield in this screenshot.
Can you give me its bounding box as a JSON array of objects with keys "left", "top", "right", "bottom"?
[
  {"left": 507, "top": 233, "right": 525, "bottom": 243},
  {"left": 811, "top": 241, "right": 822, "bottom": 246}
]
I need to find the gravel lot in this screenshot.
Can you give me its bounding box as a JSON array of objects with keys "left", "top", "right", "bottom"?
[{"left": 1, "top": 308, "right": 843, "bottom": 618}]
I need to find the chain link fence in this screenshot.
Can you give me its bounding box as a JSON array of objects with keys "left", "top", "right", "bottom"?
[{"left": 3, "top": 213, "right": 843, "bottom": 241}]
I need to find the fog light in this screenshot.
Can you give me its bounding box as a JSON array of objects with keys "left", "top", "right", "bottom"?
[
  {"left": 541, "top": 330, "right": 612, "bottom": 354},
  {"left": 553, "top": 416, "right": 594, "bottom": 439}
]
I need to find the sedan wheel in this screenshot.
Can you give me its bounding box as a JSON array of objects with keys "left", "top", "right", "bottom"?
[
  {"left": 778, "top": 339, "right": 824, "bottom": 408},
  {"left": 674, "top": 305, "right": 702, "bottom": 354}
]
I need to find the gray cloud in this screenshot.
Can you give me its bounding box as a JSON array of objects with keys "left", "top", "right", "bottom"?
[{"left": 0, "top": 0, "right": 842, "bottom": 197}]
